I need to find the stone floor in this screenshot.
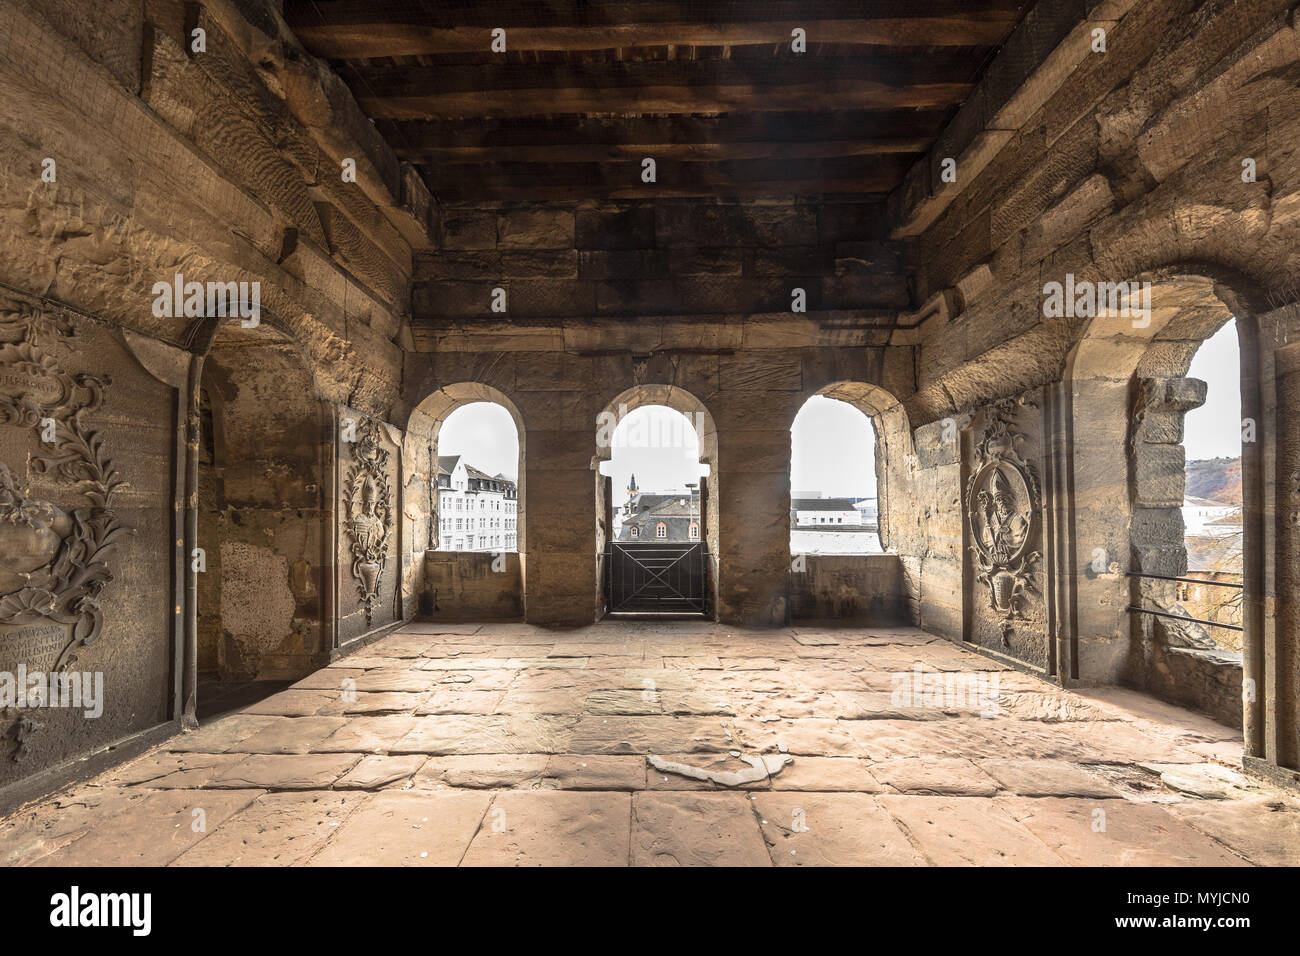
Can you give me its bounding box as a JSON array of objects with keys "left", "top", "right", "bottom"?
[{"left": 3, "top": 621, "right": 1297, "bottom": 866}]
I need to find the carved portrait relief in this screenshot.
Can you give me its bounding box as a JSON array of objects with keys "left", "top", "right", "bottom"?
[{"left": 966, "top": 398, "right": 1042, "bottom": 647}]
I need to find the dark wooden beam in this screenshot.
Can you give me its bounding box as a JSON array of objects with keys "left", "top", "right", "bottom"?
[
  {"left": 420, "top": 155, "right": 914, "bottom": 200},
  {"left": 346, "top": 57, "right": 977, "bottom": 119},
  {"left": 398, "top": 138, "right": 931, "bottom": 164},
  {"left": 286, "top": 1, "right": 1025, "bottom": 57},
  {"left": 378, "top": 109, "right": 946, "bottom": 151}
]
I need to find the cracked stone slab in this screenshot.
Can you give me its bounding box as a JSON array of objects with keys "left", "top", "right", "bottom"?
[
  {"left": 207, "top": 754, "right": 362, "bottom": 790},
  {"left": 879, "top": 795, "right": 1066, "bottom": 866},
  {"left": 417, "top": 689, "right": 503, "bottom": 715},
  {"left": 32, "top": 789, "right": 263, "bottom": 867},
  {"left": 753, "top": 792, "right": 923, "bottom": 865},
  {"left": 768, "top": 756, "right": 883, "bottom": 792},
  {"left": 631, "top": 792, "right": 770, "bottom": 866},
  {"left": 647, "top": 753, "right": 791, "bottom": 788},
  {"left": 392, "top": 715, "right": 577, "bottom": 754},
  {"left": 413, "top": 755, "right": 551, "bottom": 789},
  {"left": 311, "top": 715, "right": 419, "bottom": 754},
  {"left": 870, "top": 757, "right": 1000, "bottom": 796},
  {"left": 308, "top": 790, "right": 492, "bottom": 866},
  {"left": 229, "top": 716, "right": 350, "bottom": 754},
  {"left": 461, "top": 791, "right": 631, "bottom": 866},
  {"left": 1163, "top": 797, "right": 1300, "bottom": 866},
  {"left": 102, "top": 752, "right": 249, "bottom": 789},
  {"left": 164, "top": 714, "right": 283, "bottom": 753},
  {"left": 569, "top": 716, "right": 733, "bottom": 754},
  {"left": 352, "top": 669, "right": 439, "bottom": 693},
  {"left": 335, "top": 755, "right": 429, "bottom": 790},
  {"left": 1141, "top": 762, "right": 1266, "bottom": 800},
  {"left": 172, "top": 792, "right": 365, "bottom": 866},
  {"left": 998, "top": 797, "right": 1251, "bottom": 866},
  {"left": 978, "top": 759, "right": 1120, "bottom": 798}
]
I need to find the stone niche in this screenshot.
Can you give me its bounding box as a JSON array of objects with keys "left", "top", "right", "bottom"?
[
  {"left": 337, "top": 409, "right": 403, "bottom": 644},
  {"left": 0, "top": 294, "right": 175, "bottom": 785},
  {"left": 962, "top": 390, "right": 1049, "bottom": 669}
]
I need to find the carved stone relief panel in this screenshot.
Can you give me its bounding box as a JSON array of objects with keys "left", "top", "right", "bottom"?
[
  {"left": 963, "top": 391, "right": 1048, "bottom": 668},
  {"left": 0, "top": 292, "right": 173, "bottom": 780},
  {"left": 338, "top": 409, "right": 401, "bottom": 642}
]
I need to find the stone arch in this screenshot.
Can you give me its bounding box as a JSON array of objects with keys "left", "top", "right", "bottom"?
[
  {"left": 595, "top": 384, "right": 719, "bottom": 617},
  {"left": 1063, "top": 267, "right": 1264, "bottom": 731},
  {"left": 404, "top": 382, "right": 526, "bottom": 617},
  {"left": 797, "top": 381, "right": 914, "bottom": 553},
  {"left": 197, "top": 322, "right": 330, "bottom": 693}
]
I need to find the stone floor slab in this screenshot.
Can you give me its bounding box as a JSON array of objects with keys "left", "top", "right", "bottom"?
[
  {"left": 461, "top": 791, "right": 630, "bottom": 866},
  {"left": 752, "top": 793, "right": 924, "bottom": 865},
  {"left": 309, "top": 791, "right": 491, "bottom": 866},
  {"left": 631, "top": 792, "right": 770, "bottom": 866}
]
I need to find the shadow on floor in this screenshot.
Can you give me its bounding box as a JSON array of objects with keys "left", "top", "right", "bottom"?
[{"left": 197, "top": 679, "right": 293, "bottom": 721}]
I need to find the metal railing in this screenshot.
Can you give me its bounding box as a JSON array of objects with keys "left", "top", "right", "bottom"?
[{"left": 1124, "top": 570, "right": 1243, "bottom": 633}]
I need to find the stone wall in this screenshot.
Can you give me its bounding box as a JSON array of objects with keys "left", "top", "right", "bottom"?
[
  {"left": 789, "top": 555, "right": 908, "bottom": 625},
  {"left": 424, "top": 552, "right": 524, "bottom": 623},
  {"left": 0, "top": 0, "right": 425, "bottom": 795},
  {"left": 885, "top": 0, "right": 1300, "bottom": 764}
]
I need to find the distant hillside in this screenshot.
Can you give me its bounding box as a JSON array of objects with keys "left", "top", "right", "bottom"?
[{"left": 1185, "top": 456, "right": 1242, "bottom": 505}]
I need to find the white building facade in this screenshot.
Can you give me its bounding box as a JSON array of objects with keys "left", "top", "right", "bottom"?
[{"left": 436, "top": 455, "right": 518, "bottom": 552}]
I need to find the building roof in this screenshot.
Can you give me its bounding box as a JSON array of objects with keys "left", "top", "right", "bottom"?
[
  {"left": 439, "top": 455, "right": 516, "bottom": 489},
  {"left": 627, "top": 490, "right": 699, "bottom": 515},
  {"left": 792, "top": 498, "right": 858, "bottom": 511}
]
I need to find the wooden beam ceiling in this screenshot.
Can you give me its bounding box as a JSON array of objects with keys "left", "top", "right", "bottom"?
[
  {"left": 286, "top": 1, "right": 1025, "bottom": 57},
  {"left": 285, "top": 1, "right": 1033, "bottom": 201}
]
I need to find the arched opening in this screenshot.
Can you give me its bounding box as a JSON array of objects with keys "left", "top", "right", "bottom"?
[
  {"left": 595, "top": 385, "right": 717, "bottom": 618},
  {"left": 405, "top": 383, "right": 525, "bottom": 622},
  {"left": 790, "top": 395, "right": 881, "bottom": 555},
  {"left": 196, "top": 326, "right": 327, "bottom": 717},
  {"left": 1180, "top": 321, "right": 1244, "bottom": 649},
  {"left": 1066, "top": 271, "right": 1260, "bottom": 729},
  {"left": 433, "top": 402, "right": 519, "bottom": 554},
  {"left": 786, "top": 381, "right": 912, "bottom": 625}
]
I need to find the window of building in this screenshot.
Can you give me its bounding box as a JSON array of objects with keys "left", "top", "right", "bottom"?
[{"left": 656, "top": 522, "right": 667, "bottom": 538}]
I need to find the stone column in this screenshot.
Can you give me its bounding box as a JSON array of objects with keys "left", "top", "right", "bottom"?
[
  {"left": 516, "top": 372, "right": 601, "bottom": 627},
  {"left": 714, "top": 389, "right": 797, "bottom": 626}
]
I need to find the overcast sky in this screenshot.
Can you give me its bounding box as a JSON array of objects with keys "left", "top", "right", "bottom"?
[
  {"left": 438, "top": 402, "right": 519, "bottom": 479},
  {"left": 600, "top": 406, "right": 708, "bottom": 507},
  {"left": 1184, "top": 319, "right": 1241, "bottom": 462},
  {"left": 791, "top": 396, "right": 877, "bottom": 499}
]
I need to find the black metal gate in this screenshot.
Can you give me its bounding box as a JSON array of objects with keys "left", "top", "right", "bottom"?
[{"left": 606, "top": 542, "right": 707, "bottom": 614}]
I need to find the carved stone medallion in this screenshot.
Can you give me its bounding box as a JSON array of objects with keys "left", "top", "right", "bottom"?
[{"left": 344, "top": 417, "right": 392, "bottom": 626}]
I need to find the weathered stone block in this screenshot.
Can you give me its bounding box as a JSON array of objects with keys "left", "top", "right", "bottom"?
[
  {"left": 575, "top": 205, "right": 655, "bottom": 249},
  {"left": 499, "top": 206, "right": 575, "bottom": 249},
  {"left": 440, "top": 207, "right": 497, "bottom": 250}
]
